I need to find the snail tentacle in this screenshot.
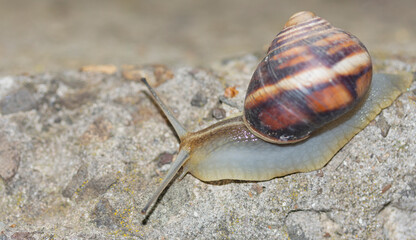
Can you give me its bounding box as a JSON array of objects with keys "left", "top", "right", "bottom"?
[
  {"left": 141, "top": 149, "right": 189, "bottom": 214},
  {"left": 141, "top": 78, "right": 188, "bottom": 139},
  {"left": 141, "top": 78, "right": 192, "bottom": 214}
]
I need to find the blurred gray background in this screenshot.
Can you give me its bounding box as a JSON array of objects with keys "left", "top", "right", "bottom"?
[{"left": 1, "top": 0, "right": 415, "bottom": 75}]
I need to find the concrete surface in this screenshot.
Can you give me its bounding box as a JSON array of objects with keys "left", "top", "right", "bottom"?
[
  {"left": 1, "top": 1, "right": 416, "bottom": 239},
  {"left": 0, "top": 54, "right": 415, "bottom": 239}
]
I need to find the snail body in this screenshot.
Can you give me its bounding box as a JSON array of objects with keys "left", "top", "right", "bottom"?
[
  {"left": 180, "top": 73, "right": 410, "bottom": 182},
  {"left": 141, "top": 11, "right": 412, "bottom": 214}
]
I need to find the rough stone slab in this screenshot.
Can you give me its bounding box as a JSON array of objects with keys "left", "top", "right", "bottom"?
[
  {"left": 0, "top": 134, "right": 20, "bottom": 181},
  {"left": 0, "top": 56, "right": 415, "bottom": 239}
]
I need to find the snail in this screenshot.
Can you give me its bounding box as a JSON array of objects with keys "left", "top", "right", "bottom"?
[{"left": 140, "top": 11, "right": 412, "bottom": 214}]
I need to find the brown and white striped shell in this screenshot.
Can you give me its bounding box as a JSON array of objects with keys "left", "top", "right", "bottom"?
[{"left": 243, "top": 11, "right": 372, "bottom": 144}]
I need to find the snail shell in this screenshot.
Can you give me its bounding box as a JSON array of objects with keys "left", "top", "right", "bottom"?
[
  {"left": 140, "top": 11, "right": 412, "bottom": 214},
  {"left": 244, "top": 11, "right": 372, "bottom": 143},
  {"left": 185, "top": 73, "right": 411, "bottom": 182}
]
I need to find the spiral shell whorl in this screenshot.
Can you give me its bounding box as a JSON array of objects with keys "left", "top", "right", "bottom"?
[
  {"left": 244, "top": 11, "right": 372, "bottom": 144},
  {"left": 284, "top": 11, "right": 317, "bottom": 28}
]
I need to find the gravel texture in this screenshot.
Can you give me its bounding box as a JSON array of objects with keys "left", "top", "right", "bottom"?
[{"left": 0, "top": 56, "right": 415, "bottom": 239}]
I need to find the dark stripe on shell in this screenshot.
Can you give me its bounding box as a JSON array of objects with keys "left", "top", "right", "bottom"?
[
  {"left": 272, "top": 17, "right": 327, "bottom": 43},
  {"left": 271, "top": 20, "right": 332, "bottom": 52},
  {"left": 246, "top": 35, "right": 370, "bottom": 96},
  {"left": 244, "top": 65, "right": 372, "bottom": 142}
]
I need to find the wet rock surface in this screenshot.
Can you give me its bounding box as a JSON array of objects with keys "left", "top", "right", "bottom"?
[{"left": 0, "top": 56, "right": 415, "bottom": 239}]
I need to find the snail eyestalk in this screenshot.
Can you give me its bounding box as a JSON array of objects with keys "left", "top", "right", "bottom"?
[
  {"left": 141, "top": 78, "right": 191, "bottom": 214},
  {"left": 141, "top": 149, "right": 189, "bottom": 214},
  {"left": 141, "top": 78, "right": 188, "bottom": 140}
]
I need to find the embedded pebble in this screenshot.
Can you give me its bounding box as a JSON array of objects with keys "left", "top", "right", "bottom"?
[
  {"left": 285, "top": 211, "right": 340, "bottom": 240},
  {"left": 80, "top": 65, "right": 117, "bottom": 74},
  {"left": 156, "top": 152, "right": 174, "bottom": 168},
  {"left": 379, "top": 203, "right": 416, "bottom": 240},
  {"left": 0, "top": 76, "right": 15, "bottom": 99},
  {"left": 10, "top": 232, "right": 35, "bottom": 240},
  {"left": 224, "top": 86, "right": 239, "bottom": 98},
  {"left": 122, "top": 64, "right": 174, "bottom": 86},
  {"left": 376, "top": 114, "right": 391, "bottom": 137},
  {"left": 81, "top": 174, "right": 117, "bottom": 199},
  {"left": 211, "top": 107, "right": 226, "bottom": 120},
  {"left": 62, "top": 164, "right": 89, "bottom": 198},
  {"left": 0, "top": 136, "right": 20, "bottom": 181},
  {"left": 219, "top": 95, "right": 240, "bottom": 109},
  {"left": 60, "top": 90, "right": 96, "bottom": 110},
  {"left": 79, "top": 117, "right": 113, "bottom": 144},
  {"left": 250, "top": 183, "right": 264, "bottom": 195},
  {"left": 285, "top": 211, "right": 320, "bottom": 240},
  {"left": 0, "top": 221, "right": 5, "bottom": 232},
  {"left": 0, "top": 87, "right": 36, "bottom": 115},
  {"left": 91, "top": 198, "right": 119, "bottom": 230},
  {"left": 190, "top": 91, "right": 207, "bottom": 107}
]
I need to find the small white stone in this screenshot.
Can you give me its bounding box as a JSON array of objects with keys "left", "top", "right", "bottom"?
[
  {"left": 0, "top": 76, "right": 15, "bottom": 98},
  {"left": 0, "top": 221, "right": 5, "bottom": 232}
]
